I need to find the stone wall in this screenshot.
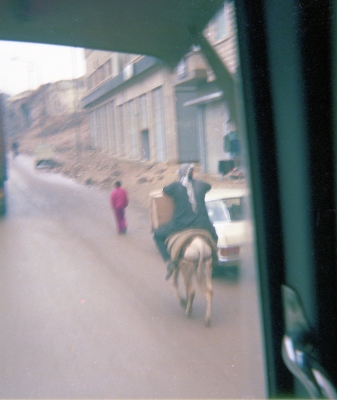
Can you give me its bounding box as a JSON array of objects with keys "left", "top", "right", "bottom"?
[{"left": 5, "top": 77, "right": 87, "bottom": 138}]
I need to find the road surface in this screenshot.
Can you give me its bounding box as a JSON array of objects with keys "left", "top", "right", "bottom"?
[{"left": 0, "top": 155, "right": 265, "bottom": 398}]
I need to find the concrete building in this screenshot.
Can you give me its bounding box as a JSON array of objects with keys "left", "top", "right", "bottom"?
[
  {"left": 82, "top": 0, "right": 239, "bottom": 174},
  {"left": 83, "top": 51, "right": 177, "bottom": 163}
]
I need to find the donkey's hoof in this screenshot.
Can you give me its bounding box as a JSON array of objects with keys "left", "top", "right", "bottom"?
[
  {"left": 180, "top": 298, "right": 187, "bottom": 308},
  {"left": 205, "top": 318, "right": 211, "bottom": 327}
]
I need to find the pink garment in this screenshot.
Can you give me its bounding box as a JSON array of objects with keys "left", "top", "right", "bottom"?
[
  {"left": 110, "top": 187, "right": 128, "bottom": 233},
  {"left": 110, "top": 187, "right": 128, "bottom": 209},
  {"left": 114, "top": 207, "right": 126, "bottom": 233}
]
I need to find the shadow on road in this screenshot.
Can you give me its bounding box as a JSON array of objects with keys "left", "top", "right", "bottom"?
[{"left": 212, "top": 265, "right": 240, "bottom": 283}]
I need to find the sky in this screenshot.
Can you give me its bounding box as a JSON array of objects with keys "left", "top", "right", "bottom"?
[{"left": 0, "top": 41, "right": 86, "bottom": 96}]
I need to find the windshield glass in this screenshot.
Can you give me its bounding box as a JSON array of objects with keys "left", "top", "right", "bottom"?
[
  {"left": 0, "top": 2, "right": 265, "bottom": 398},
  {"left": 206, "top": 197, "right": 244, "bottom": 223},
  {"left": 206, "top": 200, "right": 231, "bottom": 222}
]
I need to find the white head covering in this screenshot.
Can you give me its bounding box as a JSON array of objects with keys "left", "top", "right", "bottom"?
[{"left": 178, "top": 163, "right": 197, "bottom": 213}]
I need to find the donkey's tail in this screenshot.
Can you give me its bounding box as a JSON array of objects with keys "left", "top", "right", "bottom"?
[
  {"left": 196, "top": 240, "right": 204, "bottom": 285},
  {"left": 196, "top": 238, "right": 212, "bottom": 289},
  {"left": 196, "top": 240, "right": 205, "bottom": 284}
]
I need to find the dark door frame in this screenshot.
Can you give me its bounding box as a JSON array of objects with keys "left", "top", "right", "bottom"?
[{"left": 234, "top": 0, "right": 337, "bottom": 397}]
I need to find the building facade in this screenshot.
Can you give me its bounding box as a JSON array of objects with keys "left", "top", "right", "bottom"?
[
  {"left": 83, "top": 53, "right": 178, "bottom": 163},
  {"left": 82, "top": 0, "right": 239, "bottom": 174}
]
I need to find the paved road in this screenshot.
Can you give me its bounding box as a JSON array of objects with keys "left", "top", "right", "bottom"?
[{"left": 0, "top": 155, "right": 265, "bottom": 398}]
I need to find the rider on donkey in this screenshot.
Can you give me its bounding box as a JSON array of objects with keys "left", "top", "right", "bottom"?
[{"left": 153, "top": 163, "right": 218, "bottom": 280}]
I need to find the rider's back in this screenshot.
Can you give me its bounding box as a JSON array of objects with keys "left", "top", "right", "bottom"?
[{"left": 163, "top": 179, "right": 212, "bottom": 231}]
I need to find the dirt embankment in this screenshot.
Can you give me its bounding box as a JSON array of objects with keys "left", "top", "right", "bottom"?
[{"left": 15, "top": 115, "right": 245, "bottom": 210}]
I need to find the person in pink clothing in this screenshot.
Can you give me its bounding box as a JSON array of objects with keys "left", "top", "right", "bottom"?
[{"left": 110, "top": 181, "right": 129, "bottom": 234}]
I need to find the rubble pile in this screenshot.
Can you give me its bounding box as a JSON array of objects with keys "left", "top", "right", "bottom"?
[{"left": 16, "top": 116, "right": 245, "bottom": 210}]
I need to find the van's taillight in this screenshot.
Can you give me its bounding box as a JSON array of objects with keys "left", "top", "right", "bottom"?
[{"left": 219, "top": 246, "right": 240, "bottom": 256}]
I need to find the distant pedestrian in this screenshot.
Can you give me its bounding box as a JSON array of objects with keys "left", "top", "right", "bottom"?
[
  {"left": 110, "top": 181, "right": 128, "bottom": 234},
  {"left": 11, "top": 141, "right": 19, "bottom": 158}
]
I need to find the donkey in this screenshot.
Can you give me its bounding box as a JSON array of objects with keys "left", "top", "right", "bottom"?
[{"left": 166, "top": 230, "right": 216, "bottom": 327}]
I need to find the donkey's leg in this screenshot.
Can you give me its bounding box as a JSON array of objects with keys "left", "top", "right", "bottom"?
[
  {"left": 204, "top": 258, "right": 213, "bottom": 327},
  {"left": 182, "top": 261, "right": 195, "bottom": 317},
  {"left": 172, "top": 264, "right": 186, "bottom": 308},
  {"left": 186, "top": 290, "right": 195, "bottom": 317}
]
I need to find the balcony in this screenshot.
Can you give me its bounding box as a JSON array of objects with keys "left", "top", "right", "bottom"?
[
  {"left": 82, "top": 56, "right": 162, "bottom": 108},
  {"left": 174, "top": 51, "right": 208, "bottom": 87}
]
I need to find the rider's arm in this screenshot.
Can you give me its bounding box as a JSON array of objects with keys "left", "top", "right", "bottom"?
[
  {"left": 163, "top": 182, "right": 175, "bottom": 196},
  {"left": 198, "top": 180, "right": 211, "bottom": 193}
]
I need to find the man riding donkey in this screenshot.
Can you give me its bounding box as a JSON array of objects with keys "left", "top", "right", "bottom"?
[{"left": 153, "top": 163, "right": 218, "bottom": 280}]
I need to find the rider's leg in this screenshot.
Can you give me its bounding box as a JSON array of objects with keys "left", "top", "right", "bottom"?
[
  {"left": 153, "top": 230, "right": 170, "bottom": 260},
  {"left": 153, "top": 224, "right": 176, "bottom": 279}
]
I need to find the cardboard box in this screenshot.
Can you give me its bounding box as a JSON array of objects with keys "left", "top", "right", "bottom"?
[{"left": 149, "top": 190, "right": 174, "bottom": 230}]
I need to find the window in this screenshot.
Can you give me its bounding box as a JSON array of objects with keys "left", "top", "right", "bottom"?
[
  {"left": 152, "top": 87, "right": 167, "bottom": 162},
  {"left": 128, "top": 99, "right": 137, "bottom": 158},
  {"left": 176, "top": 57, "right": 187, "bottom": 80},
  {"left": 106, "top": 101, "right": 116, "bottom": 153},
  {"left": 118, "top": 104, "right": 125, "bottom": 155},
  {"left": 139, "top": 93, "right": 148, "bottom": 130},
  {"left": 214, "top": 4, "right": 228, "bottom": 41},
  {"left": 100, "top": 105, "right": 108, "bottom": 150},
  {"left": 0, "top": 3, "right": 270, "bottom": 398}
]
